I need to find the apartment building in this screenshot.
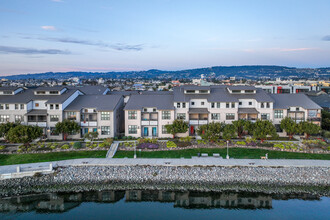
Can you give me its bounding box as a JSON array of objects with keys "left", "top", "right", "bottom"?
[
  {"left": 63, "top": 95, "right": 124, "bottom": 139},
  {"left": 124, "top": 85, "right": 322, "bottom": 137},
  {"left": 0, "top": 86, "right": 118, "bottom": 140},
  {"left": 124, "top": 94, "right": 175, "bottom": 138}
]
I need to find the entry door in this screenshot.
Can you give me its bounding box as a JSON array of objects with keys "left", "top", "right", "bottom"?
[
  {"left": 152, "top": 127, "right": 157, "bottom": 136},
  {"left": 84, "top": 128, "right": 89, "bottom": 134},
  {"left": 93, "top": 128, "right": 97, "bottom": 133},
  {"left": 144, "top": 127, "right": 148, "bottom": 136}
]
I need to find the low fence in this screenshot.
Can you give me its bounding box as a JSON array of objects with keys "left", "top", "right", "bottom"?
[{"left": 0, "top": 163, "right": 54, "bottom": 180}]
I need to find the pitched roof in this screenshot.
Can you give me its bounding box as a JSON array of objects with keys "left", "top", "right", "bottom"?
[
  {"left": 124, "top": 94, "right": 174, "bottom": 110},
  {"left": 67, "top": 85, "right": 109, "bottom": 95},
  {"left": 64, "top": 95, "right": 123, "bottom": 111},
  {"left": 270, "top": 94, "right": 322, "bottom": 109}
]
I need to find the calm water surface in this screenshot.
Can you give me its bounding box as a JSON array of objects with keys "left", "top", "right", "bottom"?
[{"left": 0, "top": 190, "right": 329, "bottom": 220}]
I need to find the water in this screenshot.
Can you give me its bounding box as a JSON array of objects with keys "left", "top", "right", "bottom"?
[{"left": 0, "top": 190, "right": 329, "bottom": 220}]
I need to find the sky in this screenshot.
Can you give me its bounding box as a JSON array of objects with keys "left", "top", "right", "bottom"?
[{"left": 1, "top": 0, "right": 330, "bottom": 76}]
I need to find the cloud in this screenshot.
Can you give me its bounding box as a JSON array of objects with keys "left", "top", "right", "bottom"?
[
  {"left": 37, "top": 37, "right": 144, "bottom": 51},
  {"left": 41, "top": 26, "right": 57, "bottom": 31},
  {"left": 322, "top": 35, "right": 330, "bottom": 41},
  {"left": 0, "top": 46, "right": 70, "bottom": 55}
]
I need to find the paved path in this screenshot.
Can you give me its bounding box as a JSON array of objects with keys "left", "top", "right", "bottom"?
[
  {"left": 106, "top": 141, "right": 120, "bottom": 158},
  {"left": 1, "top": 158, "right": 329, "bottom": 175}
]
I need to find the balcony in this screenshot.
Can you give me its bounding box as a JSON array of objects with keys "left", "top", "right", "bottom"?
[
  {"left": 81, "top": 121, "right": 97, "bottom": 127},
  {"left": 189, "top": 120, "right": 208, "bottom": 125},
  {"left": 141, "top": 121, "right": 158, "bottom": 126},
  {"left": 307, "top": 117, "right": 321, "bottom": 122},
  {"left": 27, "top": 122, "right": 47, "bottom": 127}
]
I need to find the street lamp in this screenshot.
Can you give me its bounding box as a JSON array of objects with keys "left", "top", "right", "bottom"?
[
  {"left": 226, "top": 140, "right": 229, "bottom": 159},
  {"left": 134, "top": 141, "right": 137, "bottom": 159}
]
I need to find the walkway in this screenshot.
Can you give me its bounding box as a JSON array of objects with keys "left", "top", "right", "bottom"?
[
  {"left": 1, "top": 158, "right": 329, "bottom": 175},
  {"left": 106, "top": 141, "right": 120, "bottom": 158}
]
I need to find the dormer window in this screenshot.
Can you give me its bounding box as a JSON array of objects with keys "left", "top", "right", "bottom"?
[
  {"left": 36, "top": 91, "right": 46, "bottom": 95},
  {"left": 296, "top": 107, "right": 299, "bottom": 111},
  {"left": 56, "top": 104, "right": 59, "bottom": 110},
  {"left": 199, "top": 90, "right": 209, "bottom": 94},
  {"left": 182, "top": 103, "right": 186, "bottom": 108},
  {"left": 50, "top": 91, "right": 59, "bottom": 94},
  {"left": 177, "top": 103, "right": 181, "bottom": 108},
  {"left": 226, "top": 103, "right": 229, "bottom": 108},
  {"left": 50, "top": 104, "right": 54, "bottom": 110},
  {"left": 191, "top": 102, "right": 195, "bottom": 106},
  {"left": 201, "top": 102, "right": 205, "bottom": 106},
  {"left": 153, "top": 108, "right": 156, "bottom": 112},
  {"left": 249, "top": 102, "right": 252, "bottom": 106},
  {"left": 245, "top": 90, "right": 254, "bottom": 93},
  {"left": 266, "top": 103, "right": 270, "bottom": 108},
  {"left": 3, "top": 91, "right": 12, "bottom": 95},
  {"left": 261, "top": 103, "right": 264, "bottom": 108},
  {"left": 231, "top": 103, "right": 235, "bottom": 108},
  {"left": 186, "top": 90, "right": 195, "bottom": 94},
  {"left": 232, "top": 90, "right": 241, "bottom": 93}
]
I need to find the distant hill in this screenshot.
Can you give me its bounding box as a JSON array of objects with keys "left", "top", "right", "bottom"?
[{"left": 2, "top": 65, "right": 330, "bottom": 80}]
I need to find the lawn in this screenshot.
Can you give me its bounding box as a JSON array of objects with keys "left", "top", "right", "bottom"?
[
  {"left": 0, "top": 150, "right": 107, "bottom": 166},
  {"left": 113, "top": 148, "right": 330, "bottom": 160}
]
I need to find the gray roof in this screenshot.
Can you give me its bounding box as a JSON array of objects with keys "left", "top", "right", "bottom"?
[
  {"left": 34, "top": 86, "right": 67, "bottom": 91},
  {"left": 0, "top": 87, "right": 80, "bottom": 104},
  {"left": 188, "top": 108, "right": 209, "bottom": 113},
  {"left": 227, "top": 85, "right": 256, "bottom": 90},
  {"left": 307, "top": 94, "right": 330, "bottom": 109},
  {"left": 67, "top": 86, "right": 109, "bottom": 95},
  {"left": 124, "top": 94, "right": 174, "bottom": 110},
  {"left": 270, "top": 94, "right": 322, "bottom": 109},
  {"left": 0, "top": 87, "right": 23, "bottom": 91},
  {"left": 26, "top": 109, "right": 47, "bottom": 115},
  {"left": 238, "top": 108, "right": 259, "bottom": 114},
  {"left": 173, "top": 86, "right": 272, "bottom": 103},
  {"left": 64, "top": 95, "right": 122, "bottom": 111}
]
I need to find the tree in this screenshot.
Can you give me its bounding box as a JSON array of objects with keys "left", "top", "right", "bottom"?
[
  {"left": 55, "top": 119, "right": 80, "bottom": 140},
  {"left": 321, "top": 110, "right": 330, "bottom": 131},
  {"left": 280, "top": 117, "right": 298, "bottom": 139},
  {"left": 6, "top": 125, "right": 42, "bottom": 145},
  {"left": 253, "top": 119, "right": 278, "bottom": 143},
  {"left": 232, "top": 120, "right": 251, "bottom": 138},
  {"left": 222, "top": 124, "right": 236, "bottom": 141},
  {"left": 299, "top": 121, "right": 321, "bottom": 139},
  {"left": 165, "top": 119, "right": 189, "bottom": 138},
  {"left": 84, "top": 131, "right": 99, "bottom": 142},
  {"left": 197, "top": 122, "right": 224, "bottom": 142},
  {"left": 0, "top": 122, "right": 18, "bottom": 139}
]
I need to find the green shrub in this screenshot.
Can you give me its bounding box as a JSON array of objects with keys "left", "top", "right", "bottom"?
[
  {"left": 322, "top": 130, "right": 330, "bottom": 138},
  {"left": 61, "top": 144, "right": 70, "bottom": 150},
  {"left": 122, "top": 136, "right": 127, "bottom": 140},
  {"left": 99, "top": 143, "right": 106, "bottom": 148},
  {"left": 17, "top": 149, "right": 23, "bottom": 153},
  {"left": 69, "top": 142, "right": 75, "bottom": 146},
  {"left": 39, "top": 144, "right": 45, "bottom": 148},
  {"left": 327, "top": 146, "right": 330, "bottom": 151},
  {"left": 216, "top": 140, "right": 226, "bottom": 146},
  {"left": 236, "top": 141, "right": 246, "bottom": 145},
  {"left": 50, "top": 145, "right": 57, "bottom": 150},
  {"left": 179, "top": 136, "right": 192, "bottom": 142},
  {"left": 166, "top": 141, "right": 177, "bottom": 148},
  {"left": 103, "top": 138, "right": 113, "bottom": 146},
  {"left": 197, "top": 139, "right": 207, "bottom": 144},
  {"left": 73, "top": 142, "right": 82, "bottom": 149},
  {"left": 0, "top": 145, "right": 6, "bottom": 150}
]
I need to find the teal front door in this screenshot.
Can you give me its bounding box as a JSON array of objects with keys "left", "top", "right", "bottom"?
[
  {"left": 143, "top": 127, "right": 148, "bottom": 136},
  {"left": 84, "top": 128, "right": 88, "bottom": 134},
  {"left": 93, "top": 128, "right": 97, "bottom": 132},
  {"left": 152, "top": 127, "right": 157, "bottom": 136}
]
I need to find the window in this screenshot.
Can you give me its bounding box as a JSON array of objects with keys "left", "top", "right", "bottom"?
[
  {"left": 266, "top": 102, "right": 270, "bottom": 108},
  {"left": 245, "top": 90, "right": 254, "bottom": 93},
  {"left": 15, "top": 104, "right": 19, "bottom": 110},
  {"left": 0, "top": 104, "right": 3, "bottom": 110},
  {"left": 231, "top": 102, "right": 235, "bottom": 108},
  {"left": 50, "top": 115, "right": 59, "bottom": 122},
  {"left": 153, "top": 108, "right": 156, "bottom": 112},
  {"left": 200, "top": 90, "right": 209, "bottom": 94},
  {"left": 101, "top": 126, "right": 110, "bottom": 135},
  {"left": 128, "top": 125, "right": 137, "bottom": 134},
  {"left": 128, "top": 111, "right": 137, "bottom": 119},
  {"left": 308, "top": 110, "right": 317, "bottom": 118},
  {"left": 249, "top": 102, "right": 252, "bottom": 106},
  {"left": 232, "top": 90, "right": 241, "bottom": 93},
  {"left": 274, "top": 110, "right": 283, "bottom": 119},
  {"left": 162, "top": 125, "right": 168, "bottom": 134},
  {"left": 261, "top": 113, "right": 270, "bottom": 120},
  {"left": 15, "top": 115, "right": 24, "bottom": 122},
  {"left": 162, "top": 111, "right": 171, "bottom": 120},
  {"left": 296, "top": 107, "right": 299, "bottom": 111},
  {"left": 226, "top": 113, "right": 235, "bottom": 120},
  {"left": 36, "top": 91, "right": 45, "bottom": 95},
  {"left": 261, "top": 103, "right": 264, "bottom": 108},
  {"left": 5, "top": 104, "right": 9, "bottom": 110},
  {"left": 50, "top": 104, "right": 54, "bottom": 110},
  {"left": 67, "top": 112, "right": 76, "bottom": 120},
  {"left": 211, "top": 113, "right": 220, "bottom": 120},
  {"left": 217, "top": 102, "right": 220, "bottom": 108},
  {"left": 177, "top": 103, "right": 181, "bottom": 108},
  {"left": 0, "top": 115, "right": 9, "bottom": 122},
  {"left": 35, "top": 103, "right": 39, "bottom": 107},
  {"left": 3, "top": 91, "right": 12, "bottom": 95},
  {"left": 211, "top": 103, "right": 215, "bottom": 108},
  {"left": 20, "top": 104, "right": 24, "bottom": 110},
  {"left": 239, "top": 102, "right": 242, "bottom": 106},
  {"left": 177, "top": 113, "right": 186, "bottom": 120},
  {"left": 186, "top": 90, "right": 195, "bottom": 94},
  {"left": 182, "top": 103, "right": 186, "bottom": 108},
  {"left": 201, "top": 102, "right": 205, "bottom": 106},
  {"left": 101, "top": 112, "right": 110, "bottom": 120},
  {"left": 191, "top": 101, "right": 195, "bottom": 106},
  {"left": 226, "top": 103, "right": 229, "bottom": 108},
  {"left": 50, "top": 91, "right": 58, "bottom": 94},
  {"left": 50, "top": 127, "right": 59, "bottom": 136},
  {"left": 55, "top": 104, "right": 59, "bottom": 110}
]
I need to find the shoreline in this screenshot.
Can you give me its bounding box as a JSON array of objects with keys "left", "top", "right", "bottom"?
[{"left": 0, "top": 165, "right": 329, "bottom": 197}]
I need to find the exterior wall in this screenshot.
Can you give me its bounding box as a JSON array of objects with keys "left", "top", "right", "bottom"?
[
  {"left": 158, "top": 110, "right": 175, "bottom": 138},
  {"left": 125, "top": 110, "right": 141, "bottom": 138}
]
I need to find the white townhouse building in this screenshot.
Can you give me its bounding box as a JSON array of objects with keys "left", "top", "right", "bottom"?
[
  {"left": 63, "top": 95, "right": 124, "bottom": 139},
  {"left": 124, "top": 85, "right": 322, "bottom": 137}
]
